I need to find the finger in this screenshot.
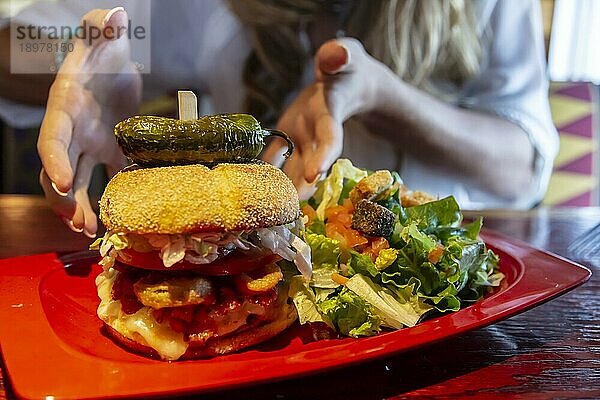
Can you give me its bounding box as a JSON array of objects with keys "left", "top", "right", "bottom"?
[
  {"left": 315, "top": 37, "right": 368, "bottom": 78},
  {"left": 305, "top": 115, "right": 343, "bottom": 182},
  {"left": 83, "top": 7, "right": 128, "bottom": 46},
  {"left": 39, "top": 168, "right": 82, "bottom": 232},
  {"left": 59, "top": 7, "right": 129, "bottom": 74},
  {"left": 283, "top": 152, "right": 308, "bottom": 188},
  {"left": 67, "top": 139, "right": 82, "bottom": 176},
  {"left": 315, "top": 40, "right": 349, "bottom": 79},
  {"left": 103, "top": 7, "right": 128, "bottom": 35},
  {"left": 283, "top": 152, "right": 318, "bottom": 200},
  {"left": 277, "top": 115, "right": 314, "bottom": 162},
  {"left": 72, "top": 154, "right": 98, "bottom": 237},
  {"left": 70, "top": 201, "right": 86, "bottom": 233},
  {"left": 261, "top": 139, "right": 288, "bottom": 167},
  {"left": 105, "top": 153, "right": 128, "bottom": 178},
  {"left": 263, "top": 115, "right": 311, "bottom": 167},
  {"left": 296, "top": 179, "right": 318, "bottom": 201},
  {"left": 37, "top": 99, "right": 76, "bottom": 194}
]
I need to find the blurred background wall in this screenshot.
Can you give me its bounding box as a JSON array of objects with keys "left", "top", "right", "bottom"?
[{"left": 542, "top": 0, "right": 599, "bottom": 206}]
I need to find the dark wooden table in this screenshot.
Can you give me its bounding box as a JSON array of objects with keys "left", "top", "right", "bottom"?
[{"left": 1, "top": 195, "right": 599, "bottom": 399}]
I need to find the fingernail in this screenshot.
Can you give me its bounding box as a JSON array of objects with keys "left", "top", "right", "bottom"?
[
  {"left": 62, "top": 217, "right": 84, "bottom": 233},
  {"left": 328, "top": 43, "right": 350, "bottom": 74},
  {"left": 103, "top": 6, "right": 125, "bottom": 26},
  {"left": 84, "top": 229, "right": 97, "bottom": 239},
  {"left": 51, "top": 181, "right": 69, "bottom": 197}
]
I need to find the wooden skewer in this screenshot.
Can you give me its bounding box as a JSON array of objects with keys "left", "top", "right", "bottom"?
[{"left": 177, "top": 90, "right": 198, "bottom": 121}]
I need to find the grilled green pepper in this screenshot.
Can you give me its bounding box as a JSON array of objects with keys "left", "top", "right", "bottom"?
[{"left": 114, "top": 114, "right": 294, "bottom": 166}]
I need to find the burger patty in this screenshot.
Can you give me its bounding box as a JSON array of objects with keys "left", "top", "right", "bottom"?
[{"left": 110, "top": 265, "right": 282, "bottom": 343}]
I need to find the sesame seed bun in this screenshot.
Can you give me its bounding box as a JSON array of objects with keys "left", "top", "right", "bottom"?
[{"left": 99, "top": 163, "right": 300, "bottom": 234}]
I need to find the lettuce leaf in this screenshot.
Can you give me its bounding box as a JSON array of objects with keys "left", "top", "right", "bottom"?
[
  {"left": 347, "top": 250, "right": 379, "bottom": 277},
  {"left": 318, "top": 288, "right": 381, "bottom": 337},
  {"left": 288, "top": 275, "right": 333, "bottom": 328},
  {"left": 306, "top": 233, "right": 341, "bottom": 288},
  {"left": 382, "top": 232, "right": 500, "bottom": 312},
  {"left": 338, "top": 179, "right": 358, "bottom": 204},
  {"left": 345, "top": 274, "right": 431, "bottom": 328},
  {"left": 402, "top": 196, "right": 462, "bottom": 232},
  {"left": 433, "top": 217, "right": 483, "bottom": 242},
  {"left": 313, "top": 159, "right": 368, "bottom": 220},
  {"left": 90, "top": 231, "right": 131, "bottom": 270},
  {"left": 306, "top": 218, "right": 326, "bottom": 236},
  {"left": 90, "top": 232, "right": 130, "bottom": 256}
]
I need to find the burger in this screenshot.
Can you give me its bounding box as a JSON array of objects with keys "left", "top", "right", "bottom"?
[{"left": 91, "top": 162, "right": 311, "bottom": 360}]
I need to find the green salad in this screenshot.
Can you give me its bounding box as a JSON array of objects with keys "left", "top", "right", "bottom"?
[{"left": 288, "top": 159, "right": 504, "bottom": 338}]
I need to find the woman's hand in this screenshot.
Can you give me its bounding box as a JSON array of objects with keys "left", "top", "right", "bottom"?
[
  {"left": 37, "top": 7, "right": 142, "bottom": 237},
  {"left": 265, "top": 37, "right": 536, "bottom": 205},
  {"left": 263, "top": 38, "right": 384, "bottom": 198}
]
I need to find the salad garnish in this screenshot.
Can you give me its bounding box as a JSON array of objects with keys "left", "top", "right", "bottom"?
[{"left": 289, "top": 159, "right": 503, "bottom": 338}]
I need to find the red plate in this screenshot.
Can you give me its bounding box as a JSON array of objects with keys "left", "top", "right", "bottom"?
[{"left": 0, "top": 230, "right": 591, "bottom": 400}]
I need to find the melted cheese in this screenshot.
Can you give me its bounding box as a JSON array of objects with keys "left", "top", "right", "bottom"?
[{"left": 96, "top": 269, "right": 188, "bottom": 360}]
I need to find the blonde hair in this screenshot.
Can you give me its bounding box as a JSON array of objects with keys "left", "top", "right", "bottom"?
[{"left": 229, "top": 0, "right": 482, "bottom": 124}]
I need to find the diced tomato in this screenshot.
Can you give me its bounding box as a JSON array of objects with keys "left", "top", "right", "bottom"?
[
  {"left": 326, "top": 221, "right": 368, "bottom": 249},
  {"left": 345, "top": 228, "right": 369, "bottom": 248},
  {"left": 362, "top": 247, "right": 375, "bottom": 261},
  {"left": 428, "top": 243, "right": 445, "bottom": 264},
  {"left": 371, "top": 237, "right": 390, "bottom": 253},
  {"left": 325, "top": 205, "right": 347, "bottom": 221},
  {"left": 117, "top": 248, "right": 280, "bottom": 275},
  {"left": 341, "top": 198, "right": 354, "bottom": 212},
  {"left": 336, "top": 213, "right": 353, "bottom": 229},
  {"left": 326, "top": 203, "right": 353, "bottom": 221},
  {"left": 361, "top": 237, "right": 390, "bottom": 261},
  {"left": 301, "top": 204, "right": 317, "bottom": 224},
  {"left": 325, "top": 201, "right": 354, "bottom": 229},
  {"left": 325, "top": 221, "right": 347, "bottom": 244}
]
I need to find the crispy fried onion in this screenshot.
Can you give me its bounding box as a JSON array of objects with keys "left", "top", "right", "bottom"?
[
  {"left": 133, "top": 276, "right": 213, "bottom": 309},
  {"left": 236, "top": 263, "right": 283, "bottom": 294}
]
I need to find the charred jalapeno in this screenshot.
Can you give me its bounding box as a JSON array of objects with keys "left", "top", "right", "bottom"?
[{"left": 114, "top": 114, "right": 294, "bottom": 166}]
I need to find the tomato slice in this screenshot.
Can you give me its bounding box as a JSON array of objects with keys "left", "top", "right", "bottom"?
[{"left": 117, "top": 248, "right": 280, "bottom": 276}]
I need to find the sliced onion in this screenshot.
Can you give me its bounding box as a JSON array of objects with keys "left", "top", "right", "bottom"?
[
  {"left": 184, "top": 252, "right": 220, "bottom": 264},
  {"left": 160, "top": 236, "right": 186, "bottom": 268},
  {"left": 291, "top": 235, "right": 312, "bottom": 279},
  {"left": 256, "top": 224, "right": 312, "bottom": 279}
]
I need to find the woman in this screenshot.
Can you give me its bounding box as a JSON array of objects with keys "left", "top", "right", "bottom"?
[{"left": 1, "top": 0, "right": 557, "bottom": 237}]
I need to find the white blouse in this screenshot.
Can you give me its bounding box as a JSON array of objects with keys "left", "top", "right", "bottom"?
[{"left": 0, "top": 0, "right": 558, "bottom": 209}]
